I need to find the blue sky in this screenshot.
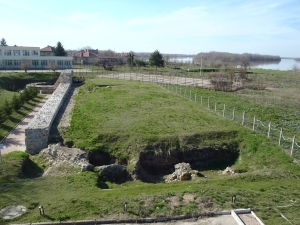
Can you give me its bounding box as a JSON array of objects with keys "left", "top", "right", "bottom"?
[{"left": 0, "top": 0, "right": 299, "bottom": 57}]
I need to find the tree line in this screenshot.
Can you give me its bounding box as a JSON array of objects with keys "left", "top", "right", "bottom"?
[
  {"left": 0, "top": 87, "right": 38, "bottom": 123},
  {"left": 193, "top": 51, "right": 281, "bottom": 67}
]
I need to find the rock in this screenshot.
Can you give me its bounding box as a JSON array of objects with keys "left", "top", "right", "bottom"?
[
  {"left": 165, "top": 162, "right": 192, "bottom": 182},
  {"left": 97, "top": 164, "right": 130, "bottom": 183},
  {"left": 222, "top": 166, "right": 235, "bottom": 175},
  {"left": 40, "top": 144, "right": 94, "bottom": 175}
]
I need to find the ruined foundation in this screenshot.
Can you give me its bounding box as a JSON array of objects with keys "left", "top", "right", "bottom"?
[{"left": 25, "top": 70, "right": 73, "bottom": 154}]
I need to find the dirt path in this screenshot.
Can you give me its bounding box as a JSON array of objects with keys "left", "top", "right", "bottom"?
[{"left": 0, "top": 95, "right": 51, "bottom": 155}]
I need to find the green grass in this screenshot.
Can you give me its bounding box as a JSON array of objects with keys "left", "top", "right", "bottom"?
[
  {"left": 0, "top": 95, "right": 44, "bottom": 140},
  {"left": 0, "top": 145, "right": 299, "bottom": 225},
  {"left": 0, "top": 72, "right": 58, "bottom": 140},
  {"left": 0, "top": 72, "right": 59, "bottom": 106},
  {"left": 64, "top": 78, "right": 241, "bottom": 158},
  {"left": 1, "top": 69, "right": 300, "bottom": 224}
]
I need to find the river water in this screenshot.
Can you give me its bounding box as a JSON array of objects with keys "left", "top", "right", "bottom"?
[
  {"left": 252, "top": 58, "right": 300, "bottom": 71},
  {"left": 171, "top": 57, "right": 300, "bottom": 71}
]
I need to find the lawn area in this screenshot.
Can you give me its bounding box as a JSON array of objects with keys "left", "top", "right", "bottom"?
[
  {"left": 64, "top": 78, "right": 241, "bottom": 158},
  {"left": 1, "top": 69, "right": 300, "bottom": 225}
]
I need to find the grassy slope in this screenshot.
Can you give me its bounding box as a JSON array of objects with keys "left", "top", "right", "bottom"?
[
  {"left": 0, "top": 72, "right": 58, "bottom": 140},
  {"left": 64, "top": 78, "right": 240, "bottom": 158},
  {"left": 1, "top": 74, "right": 300, "bottom": 224},
  {"left": 0, "top": 72, "right": 58, "bottom": 106}
]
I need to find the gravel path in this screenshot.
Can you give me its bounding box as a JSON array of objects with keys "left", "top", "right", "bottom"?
[{"left": 0, "top": 95, "right": 51, "bottom": 155}]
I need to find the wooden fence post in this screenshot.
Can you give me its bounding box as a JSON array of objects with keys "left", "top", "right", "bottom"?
[
  {"left": 201, "top": 96, "right": 203, "bottom": 106},
  {"left": 253, "top": 116, "right": 256, "bottom": 130},
  {"left": 291, "top": 136, "right": 296, "bottom": 156},
  {"left": 214, "top": 102, "right": 217, "bottom": 112},
  {"left": 279, "top": 128, "right": 283, "bottom": 146},
  {"left": 223, "top": 104, "right": 226, "bottom": 117},
  {"left": 232, "top": 108, "right": 235, "bottom": 120},
  {"left": 242, "top": 111, "right": 245, "bottom": 126},
  {"left": 208, "top": 98, "right": 210, "bottom": 109},
  {"left": 268, "top": 122, "right": 271, "bottom": 138}
]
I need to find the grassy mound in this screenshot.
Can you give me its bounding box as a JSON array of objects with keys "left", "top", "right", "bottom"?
[{"left": 64, "top": 78, "right": 240, "bottom": 159}]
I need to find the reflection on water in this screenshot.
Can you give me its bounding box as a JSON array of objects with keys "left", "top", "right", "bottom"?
[
  {"left": 169, "top": 58, "right": 300, "bottom": 71},
  {"left": 252, "top": 59, "right": 300, "bottom": 71}
]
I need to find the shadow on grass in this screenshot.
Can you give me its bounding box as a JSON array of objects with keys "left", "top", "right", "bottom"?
[
  {"left": 21, "top": 158, "right": 44, "bottom": 178},
  {"left": 97, "top": 180, "right": 109, "bottom": 189},
  {"left": 8, "top": 116, "right": 20, "bottom": 124},
  {"left": 42, "top": 214, "right": 56, "bottom": 221},
  {"left": 16, "top": 110, "right": 27, "bottom": 117}
]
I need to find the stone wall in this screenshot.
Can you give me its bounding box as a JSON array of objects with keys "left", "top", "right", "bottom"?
[{"left": 25, "top": 70, "right": 73, "bottom": 154}]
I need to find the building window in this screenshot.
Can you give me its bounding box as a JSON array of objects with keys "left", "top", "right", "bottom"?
[
  {"left": 4, "top": 50, "right": 12, "bottom": 56},
  {"left": 5, "top": 60, "right": 13, "bottom": 66},
  {"left": 31, "top": 50, "right": 39, "bottom": 56},
  {"left": 14, "top": 60, "right": 21, "bottom": 66},
  {"left": 64, "top": 61, "right": 71, "bottom": 66},
  {"left": 32, "top": 60, "right": 39, "bottom": 66},
  {"left": 23, "top": 50, "right": 30, "bottom": 56},
  {"left": 41, "top": 60, "right": 47, "bottom": 66},
  {"left": 13, "top": 50, "right": 20, "bottom": 56},
  {"left": 57, "top": 60, "right": 63, "bottom": 66}
]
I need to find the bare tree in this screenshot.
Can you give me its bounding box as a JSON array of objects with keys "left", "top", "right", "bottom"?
[
  {"left": 21, "top": 60, "right": 31, "bottom": 73},
  {"left": 48, "top": 60, "right": 58, "bottom": 72},
  {"left": 292, "top": 64, "right": 299, "bottom": 74}
]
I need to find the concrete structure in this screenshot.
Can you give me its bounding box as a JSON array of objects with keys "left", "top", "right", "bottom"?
[
  {"left": 0, "top": 45, "right": 72, "bottom": 69},
  {"left": 25, "top": 70, "right": 73, "bottom": 154}
]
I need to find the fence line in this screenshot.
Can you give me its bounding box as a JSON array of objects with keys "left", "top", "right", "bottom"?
[
  {"left": 158, "top": 81, "right": 299, "bottom": 159},
  {"left": 94, "top": 70, "right": 299, "bottom": 159}
]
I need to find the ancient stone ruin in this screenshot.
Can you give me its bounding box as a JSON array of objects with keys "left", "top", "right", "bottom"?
[{"left": 25, "top": 70, "right": 73, "bottom": 154}]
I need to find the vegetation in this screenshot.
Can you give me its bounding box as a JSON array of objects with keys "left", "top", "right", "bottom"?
[
  {"left": 1, "top": 77, "right": 300, "bottom": 224},
  {"left": 149, "top": 50, "right": 165, "bottom": 71},
  {"left": 54, "top": 41, "right": 67, "bottom": 56},
  {"left": 0, "top": 72, "right": 58, "bottom": 139},
  {"left": 193, "top": 51, "right": 281, "bottom": 67},
  {"left": 0, "top": 66, "right": 300, "bottom": 224},
  {"left": 0, "top": 37, "right": 7, "bottom": 46}
]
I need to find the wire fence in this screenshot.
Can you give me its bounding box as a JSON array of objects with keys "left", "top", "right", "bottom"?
[
  {"left": 3, "top": 65, "right": 297, "bottom": 159},
  {"left": 158, "top": 82, "right": 300, "bottom": 159}
]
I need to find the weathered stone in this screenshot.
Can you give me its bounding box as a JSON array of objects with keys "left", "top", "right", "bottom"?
[
  {"left": 165, "top": 162, "right": 192, "bottom": 182},
  {"left": 222, "top": 166, "right": 235, "bottom": 175},
  {"left": 25, "top": 70, "right": 73, "bottom": 154},
  {"left": 40, "top": 144, "right": 93, "bottom": 175},
  {"left": 97, "top": 164, "right": 130, "bottom": 183}
]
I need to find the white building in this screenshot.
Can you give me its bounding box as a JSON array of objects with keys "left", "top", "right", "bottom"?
[{"left": 0, "top": 45, "right": 73, "bottom": 70}]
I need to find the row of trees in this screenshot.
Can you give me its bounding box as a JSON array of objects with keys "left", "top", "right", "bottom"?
[
  {"left": 98, "top": 50, "right": 165, "bottom": 71},
  {"left": 0, "top": 87, "right": 38, "bottom": 123},
  {"left": 193, "top": 51, "right": 281, "bottom": 68}
]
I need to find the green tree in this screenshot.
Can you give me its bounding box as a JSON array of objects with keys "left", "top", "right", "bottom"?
[
  {"left": 149, "top": 50, "right": 165, "bottom": 71},
  {"left": 11, "top": 94, "right": 22, "bottom": 111},
  {"left": 3, "top": 99, "right": 12, "bottom": 116},
  {"left": 0, "top": 38, "right": 7, "bottom": 46},
  {"left": 54, "top": 41, "right": 67, "bottom": 56},
  {"left": 0, "top": 107, "right": 8, "bottom": 123}
]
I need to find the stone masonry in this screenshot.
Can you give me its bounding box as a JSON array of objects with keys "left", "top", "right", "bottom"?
[{"left": 25, "top": 70, "right": 73, "bottom": 154}]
